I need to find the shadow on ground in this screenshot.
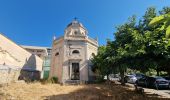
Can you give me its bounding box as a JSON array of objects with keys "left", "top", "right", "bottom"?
[
  {"left": 165, "top": 91, "right": 170, "bottom": 95},
  {"left": 42, "top": 83, "right": 168, "bottom": 100}
]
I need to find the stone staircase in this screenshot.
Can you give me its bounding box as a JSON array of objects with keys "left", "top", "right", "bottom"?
[{"left": 64, "top": 80, "right": 80, "bottom": 85}]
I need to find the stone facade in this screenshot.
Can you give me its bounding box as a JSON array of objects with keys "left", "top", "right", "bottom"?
[{"left": 49, "top": 20, "right": 98, "bottom": 83}]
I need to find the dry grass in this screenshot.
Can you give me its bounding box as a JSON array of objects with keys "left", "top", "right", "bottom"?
[{"left": 0, "top": 82, "right": 168, "bottom": 100}]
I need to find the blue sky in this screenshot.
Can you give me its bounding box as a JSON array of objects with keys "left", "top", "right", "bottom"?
[{"left": 0, "top": 0, "right": 170, "bottom": 47}]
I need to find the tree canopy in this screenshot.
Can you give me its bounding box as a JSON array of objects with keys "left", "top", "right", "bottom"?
[{"left": 91, "top": 6, "right": 170, "bottom": 85}]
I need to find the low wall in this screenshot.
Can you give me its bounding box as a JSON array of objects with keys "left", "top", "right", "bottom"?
[{"left": 0, "top": 68, "right": 21, "bottom": 84}]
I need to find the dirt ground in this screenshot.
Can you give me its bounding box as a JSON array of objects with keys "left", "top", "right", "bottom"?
[{"left": 0, "top": 81, "right": 169, "bottom": 100}]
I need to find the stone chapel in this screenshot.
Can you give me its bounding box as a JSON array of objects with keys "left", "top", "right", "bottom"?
[{"left": 49, "top": 19, "right": 98, "bottom": 83}]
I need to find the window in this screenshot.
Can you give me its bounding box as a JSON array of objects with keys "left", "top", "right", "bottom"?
[
  {"left": 55, "top": 52, "right": 59, "bottom": 56},
  {"left": 74, "top": 31, "right": 78, "bottom": 35},
  {"left": 72, "top": 50, "right": 79, "bottom": 54},
  {"left": 92, "top": 53, "right": 95, "bottom": 56}
]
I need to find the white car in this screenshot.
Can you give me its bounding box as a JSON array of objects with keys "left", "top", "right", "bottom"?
[
  {"left": 124, "top": 75, "right": 137, "bottom": 84},
  {"left": 109, "top": 74, "right": 120, "bottom": 81},
  {"left": 104, "top": 74, "right": 120, "bottom": 81}
]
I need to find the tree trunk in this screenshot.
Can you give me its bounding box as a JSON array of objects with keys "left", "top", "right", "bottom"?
[
  {"left": 120, "top": 70, "right": 125, "bottom": 85},
  {"left": 107, "top": 74, "right": 109, "bottom": 81},
  {"left": 156, "top": 68, "right": 160, "bottom": 76}
]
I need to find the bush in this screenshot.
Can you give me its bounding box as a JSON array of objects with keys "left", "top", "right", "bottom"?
[
  {"left": 94, "top": 76, "right": 105, "bottom": 83},
  {"left": 51, "top": 77, "right": 58, "bottom": 83},
  {"left": 41, "top": 77, "right": 58, "bottom": 84}
]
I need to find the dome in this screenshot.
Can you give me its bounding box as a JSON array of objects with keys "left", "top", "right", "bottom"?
[
  {"left": 64, "top": 19, "right": 88, "bottom": 37},
  {"left": 67, "top": 20, "right": 84, "bottom": 29}
]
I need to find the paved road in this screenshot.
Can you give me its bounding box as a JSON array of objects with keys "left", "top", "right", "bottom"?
[
  {"left": 126, "top": 83, "right": 170, "bottom": 98},
  {"left": 144, "top": 88, "right": 170, "bottom": 98}
]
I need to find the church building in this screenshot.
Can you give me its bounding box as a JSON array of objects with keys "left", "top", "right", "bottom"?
[{"left": 49, "top": 19, "right": 98, "bottom": 83}]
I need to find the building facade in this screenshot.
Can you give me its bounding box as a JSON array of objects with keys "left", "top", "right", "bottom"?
[
  {"left": 21, "top": 45, "right": 52, "bottom": 79},
  {"left": 49, "top": 20, "right": 98, "bottom": 83},
  {"left": 21, "top": 45, "right": 52, "bottom": 59}
]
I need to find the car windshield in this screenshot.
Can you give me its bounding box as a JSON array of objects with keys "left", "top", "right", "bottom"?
[
  {"left": 133, "top": 73, "right": 145, "bottom": 77},
  {"left": 155, "top": 76, "right": 165, "bottom": 80}
]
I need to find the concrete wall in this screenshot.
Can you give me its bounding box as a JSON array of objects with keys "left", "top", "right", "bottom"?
[{"left": 0, "top": 34, "right": 43, "bottom": 71}]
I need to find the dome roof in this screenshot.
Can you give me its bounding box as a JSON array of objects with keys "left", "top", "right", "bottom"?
[
  {"left": 67, "top": 20, "right": 84, "bottom": 29},
  {"left": 64, "top": 19, "right": 88, "bottom": 37}
]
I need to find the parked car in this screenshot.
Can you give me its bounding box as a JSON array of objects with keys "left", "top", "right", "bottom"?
[
  {"left": 163, "top": 76, "right": 170, "bottom": 89},
  {"left": 136, "top": 76, "right": 169, "bottom": 89},
  {"left": 124, "top": 75, "right": 137, "bottom": 84},
  {"left": 109, "top": 74, "right": 120, "bottom": 81},
  {"left": 134, "top": 73, "right": 146, "bottom": 80},
  {"left": 104, "top": 74, "right": 121, "bottom": 81}
]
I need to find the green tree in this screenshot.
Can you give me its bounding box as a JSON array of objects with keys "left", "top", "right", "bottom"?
[
  {"left": 91, "top": 46, "right": 112, "bottom": 81},
  {"left": 149, "top": 13, "right": 170, "bottom": 38},
  {"left": 91, "top": 7, "right": 170, "bottom": 86},
  {"left": 149, "top": 7, "right": 170, "bottom": 75}
]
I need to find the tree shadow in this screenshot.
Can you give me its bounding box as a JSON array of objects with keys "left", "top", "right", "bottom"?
[
  {"left": 42, "top": 83, "right": 169, "bottom": 100},
  {"left": 18, "top": 54, "right": 40, "bottom": 81},
  {"left": 165, "top": 91, "right": 170, "bottom": 95}
]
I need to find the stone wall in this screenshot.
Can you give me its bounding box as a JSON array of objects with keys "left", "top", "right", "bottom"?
[
  {"left": 49, "top": 38, "right": 64, "bottom": 82},
  {"left": 0, "top": 68, "right": 21, "bottom": 84}
]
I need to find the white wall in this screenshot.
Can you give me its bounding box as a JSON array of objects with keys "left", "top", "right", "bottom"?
[{"left": 0, "top": 34, "right": 43, "bottom": 71}]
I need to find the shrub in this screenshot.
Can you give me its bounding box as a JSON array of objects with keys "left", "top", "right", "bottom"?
[
  {"left": 94, "top": 76, "right": 105, "bottom": 83},
  {"left": 41, "top": 77, "right": 58, "bottom": 84},
  {"left": 51, "top": 77, "right": 58, "bottom": 83}
]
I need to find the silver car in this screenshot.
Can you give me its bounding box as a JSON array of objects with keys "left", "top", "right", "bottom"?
[{"left": 124, "top": 75, "right": 137, "bottom": 84}]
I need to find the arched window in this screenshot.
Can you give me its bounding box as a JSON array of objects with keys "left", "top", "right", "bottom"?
[
  {"left": 55, "top": 52, "right": 59, "bottom": 56},
  {"left": 74, "top": 31, "right": 78, "bottom": 35},
  {"left": 92, "top": 53, "right": 95, "bottom": 56},
  {"left": 72, "top": 50, "right": 79, "bottom": 54}
]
